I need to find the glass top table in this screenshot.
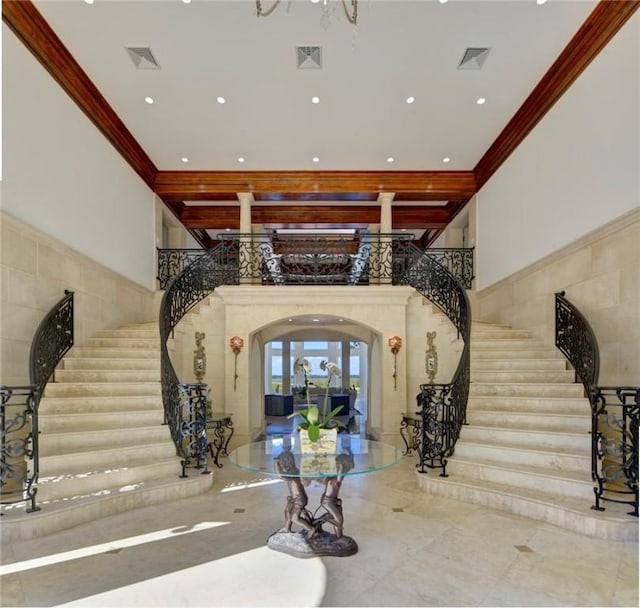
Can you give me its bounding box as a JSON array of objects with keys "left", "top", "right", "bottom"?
[
  {"left": 228, "top": 435, "right": 403, "bottom": 558},
  {"left": 229, "top": 435, "right": 402, "bottom": 480}
]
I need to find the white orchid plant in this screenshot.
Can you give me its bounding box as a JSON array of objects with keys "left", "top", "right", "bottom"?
[{"left": 289, "top": 359, "right": 345, "bottom": 442}]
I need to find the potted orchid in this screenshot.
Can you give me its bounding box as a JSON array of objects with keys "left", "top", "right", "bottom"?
[{"left": 289, "top": 359, "right": 345, "bottom": 448}]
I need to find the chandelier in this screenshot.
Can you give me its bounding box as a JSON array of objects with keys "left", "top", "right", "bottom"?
[{"left": 256, "top": 0, "right": 358, "bottom": 25}]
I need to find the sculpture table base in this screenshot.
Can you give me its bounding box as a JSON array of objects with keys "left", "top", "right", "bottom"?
[{"left": 267, "top": 529, "right": 358, "bottom": 558}]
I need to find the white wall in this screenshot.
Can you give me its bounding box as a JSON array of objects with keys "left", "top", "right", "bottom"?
[
  {"left": 475, "top": 13, "right": 639, "bottom": 290},
  {"left": 2, "top": 25, "right": 156, "bottom": 290}
]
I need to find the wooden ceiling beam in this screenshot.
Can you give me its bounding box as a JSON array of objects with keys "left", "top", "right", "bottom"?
[{"left": 154, "top": 171, "right": 477, "bottom": 203}]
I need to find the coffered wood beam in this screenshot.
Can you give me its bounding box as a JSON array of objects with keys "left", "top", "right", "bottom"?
[
  {"left": 474, "top": 0, "right": 640, "bottom": 190},
  {"left": 154, "top": 171, "right": 477, "bottom": 203},
  {"left": 2, "top": 0, "right": 158, "bottom": 189}
]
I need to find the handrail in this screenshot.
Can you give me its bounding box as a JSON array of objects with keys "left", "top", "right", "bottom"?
[
  {"left": 554, "top": 291, "right": 637, "bottom": 517},
  {"left": 400, "top": 244, "right": 471, "bottom": 476},
  {"left": 554, "top": 291, "right": 599, "bottom": 391},
  {"left": 29, "top": 290, "right": 74, "bottom": 401},
  {"left": 157, "top": 237, "right": 474, "bottom": 289},
  {"left": 160, "top": 246, "right": 231, "bottom": 473}
]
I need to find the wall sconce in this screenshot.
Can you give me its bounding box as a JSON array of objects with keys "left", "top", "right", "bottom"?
[
  {"left": 229, "top": 336, "right": 244, "bottom": 392},
  {"left": 388, "top": 336, "right": 402, "bottom": 391}
]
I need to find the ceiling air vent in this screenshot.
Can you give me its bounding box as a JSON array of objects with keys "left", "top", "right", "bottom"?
[
  {"left": 296, "top": 46, "right": 322, "bottom": 69},
  {"left": 457, "top": 47, "right": 490, "bottom": 70},
  {"left": 126, "top": 47, "right": 161, "bottom": 70}
]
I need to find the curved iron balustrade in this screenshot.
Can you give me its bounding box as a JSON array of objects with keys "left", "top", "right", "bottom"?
[
  {"left": 555, "top": 291, "right": 599, "bottom": 391},
  {"left": 159, "top": 235, "right": 471, "bottom": 476},
  {"left": 157, "top": 237, "right": 474, "bottom": 289},
  {"left": 29, "top": 290, "right": 74, "bottom": 402},
  {"left": 399, "top": 245, "right": 471, "bottom": 476},
  {"left": 555, "top": 291, "right": 637, "bottom": 517},
  {"left": 2, "top": 290, "right": 74, "bottom": 513},
  {"left": 0, "top": 385, "right": 40, "bottom": 512}
]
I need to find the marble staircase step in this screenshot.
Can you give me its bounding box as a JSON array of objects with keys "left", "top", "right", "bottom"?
[
  {"left": 92, "top": 329, "right": 159, "bottom": 339},
  {"left": 39, "top": 442, "right": 177, "bottom": 472},
  {"left": 470, "top": 329, "right": 533, "bottom": 339},
  {"left": 39, "top": 426, "right": 171, "bottom": 456},
  {"left": 55, "top": 370, "right": 160, "bottom": 383},
  {"left": 472, "top": 338, "right": 545, "bottom": 350},
  {"left": 39, "top": 395, "right": 162, "bottom": 415},
  {"left": 467, "top": 395, "right": 589, "bottom": 414},
  {"left": 471, "top": 358, "right": 567, "bottom": 371},
  {"left": 62, "top": 357, "right": 160, "bottom": 370},
  {"left": 465, "top": 410, "right": 590, "bottom": 433},
  {"left": 414, "top": 469, "right": 636, "bottom": 541},
  {"left": 66, "top": 347, "right": 161, "bottom": 359},
  {"left": 460, "top": 425, "right": 591, "bottom": 452},
  {"left": 36, "top": 459, "right": 181, "bottom": 501},
  {"left": 470, "top": 370, "right": 576, "bottom": 383},
  {"left": 454, "top": 441, "right": 590, "bottom": 473},
  {"left": 469, "top": 382, "right": 584, "bottom": 398},
  {"left": 43, "top": 382, "right": 161, "bottom": 398},
  {"left": 39, "top": 410, "right": 164, "bottom": 433},
  {"left": 0, "top": 474, "right": 213, "bottom": 542},
  {"left": 471, "top": 348, "right": 558, "bottom": 360},
  {"left": 447, "top": 457, "right": 594, "bottom": 500},
  {"left": 84, "top": 337, "right": 161, "bottom": 349}
]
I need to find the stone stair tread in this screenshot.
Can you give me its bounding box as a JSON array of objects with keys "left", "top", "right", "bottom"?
[
  {"left": 459, "top": 438, "right": 589, "bottom": 457},
  {"left": 416, "top": 472, "right": 635, "bottom": 524},
  {"left": 39, "top": 396, "right": 162, "bottom": 413},
  {"left": 0, "top": 474, "right": 214, "bottom": 542},
  {"left": 451, "top": 455, "right": 592, "bottom": 484},
  {"left": 468, "top": 408, "right": 589, "bottom": 419},
  {"left": 466, "top": 424, "right": 589, "bottom": 438}
]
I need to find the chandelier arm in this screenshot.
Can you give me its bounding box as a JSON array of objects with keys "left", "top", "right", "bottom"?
[
  {"left": 341, "top": 0, "right": 358, "bottom": 25},
  {"left": 256, "top": 0, "right": 281, "bottom": 18}
]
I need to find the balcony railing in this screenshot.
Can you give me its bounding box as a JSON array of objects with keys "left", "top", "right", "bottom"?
[{"left": 157, "top": 235, "right": 474, "bottom": 290}]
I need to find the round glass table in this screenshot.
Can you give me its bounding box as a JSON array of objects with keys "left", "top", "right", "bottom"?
[{"left": 229, "top": 434, "right": 402, "bottom": 557}]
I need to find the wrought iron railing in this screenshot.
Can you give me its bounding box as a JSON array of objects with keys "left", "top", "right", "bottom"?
[
  {"left": 400, "top": 244, "right": 471, "bottom": 476},
  {"left": 555, "top": 291, "right": 599, "bottom": 392},
  {"left": 29, "top": 290, "right": 75, "bottom": 402},
  {"left": 0, "top": 385, "right": 40, "bottom": 512},
  {"left": 157, "top": 236, "right": 474, "bottom": 289},
  {"left": 2, "top": 290, "right": 74, "bottom": 513},
  {"left": 160, "top": 247, "right": 229, "bottom": 474},
  {"left": 554, "top": 291, "right": 637, "bottom": 517},
  {"left": 590, "top": 386, "right": 638, "bottom": 516}
]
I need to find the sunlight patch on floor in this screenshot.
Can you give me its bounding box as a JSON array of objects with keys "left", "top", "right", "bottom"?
[
  {"left": 57, "top": 546, "right": 326, "bottom": 607},
  {"left": 220, "top": 478, "right": 282, "bottom": 492},
  {"left": 0, "top": 522, "right": 230, "bottom": 576}
]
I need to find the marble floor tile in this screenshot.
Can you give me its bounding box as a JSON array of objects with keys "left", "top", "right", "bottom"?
[{"left": 0, "top": 456, "right": 637, "bottom": 607}]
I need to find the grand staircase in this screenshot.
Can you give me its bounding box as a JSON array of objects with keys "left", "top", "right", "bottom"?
[
  {"left": 415, "top": 320, "right": 637, "bottom": 541},
  {"left": 0, "top": 322, "right": 213, "bottom": 542}
]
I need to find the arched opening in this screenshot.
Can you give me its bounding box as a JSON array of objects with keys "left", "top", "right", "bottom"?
[{"left": 250, "top": 314, "right": 381, "bottom": 439}]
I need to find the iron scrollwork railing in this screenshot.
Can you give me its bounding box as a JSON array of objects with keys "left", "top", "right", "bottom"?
[
  {"left": 554, "top": 291, "right": 637, "bottom": 517},
  {"left": 1, "top": 386, "right": 40, "bottom": 512},
  {"left": 590, "top": 387, "right": 638, "bottom": 516},
  {"left": 29, "top": 290, "right": 74, "bottom": 402},
  {"left": 157, "top": 236, "right": 474, "bottom": 289},
  {"left": 400, "top": 244, "right": 471, "bottom": 476},
  {"left": 160, "top": 247, "right": 229, "bottom": 474},
  {"left": 555, "top": 291, "right": 599, "bottom": 392},
  {"left": 2, "top": 290, "right": 74, "bottom": 513},
  {"left": 178, "top": 383, "right": 210, "bottom": 478}
]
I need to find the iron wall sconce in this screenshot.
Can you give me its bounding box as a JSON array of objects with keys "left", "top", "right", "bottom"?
[
  {"left": 388, "top": 336, "right": 402, "bottom": 391},
  {"left": 230, "top": 336, "right": 244, "bottom": 391}
]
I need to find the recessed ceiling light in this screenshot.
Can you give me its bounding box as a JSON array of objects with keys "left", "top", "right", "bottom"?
[
  {"left": 312, "top": 318, "right": 320, "bottom": 322},
  {"left": 84, "top": 0, "right": 94, "bottom": 4},
  {"left": 237, "top": 157, "right": 245, "bottom": 163},
  {"left": 288, "top": 318, "right": 293, "bottom": 322},
  {"left": 387, "top": 157, "right": 395, "bottom": 163},
  {"left": 406, "top": 96, "right": 415, "bottom": 104},
  {"left": 476, "top": 97, "right": 487, "bottom": 105},
  {"left": 401, "top": 228, "right": 407, "bottom": 232},
  {"left": 225, "top": 228, "right": 231, "bottom": 231},
  {"left": 182, "top": 0, "right": 192, "bottom": 4},
  {"left": 312, "top": 156, "right": 320, "bottom": 163},
  {"left": 181, "top": 157, "right": 189, "bottom": 163},
  {"left": 439, "top": 0, "right": 449, "bottom": 4},
  {"left": 311, "top": 0, "right": 321, "bottom": 4},
  {"left": 144, "top": 96, "right": 154, "bottom": 104},
  {"left": 217, "top": 96, "right": 226, "bottom": 104},
  {"left": 311, "top": 96, "right": 320, "bottom": 104},
  {"left": 443, "top": 157, "right": 451, "bottom": 163},
  {"left": 338, "top": 319, "right": 344, "bottom": 322},
  {"left": 536, "top": 0, "right": 548, "bottom": 5}
]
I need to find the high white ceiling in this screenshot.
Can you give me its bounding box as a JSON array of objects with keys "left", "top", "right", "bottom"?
[
  {"left": 33, "top": 0, "right": 596, "bottom": 173},
  {"left": 18, "top": 0, "right": 607, "bottom": 244}
]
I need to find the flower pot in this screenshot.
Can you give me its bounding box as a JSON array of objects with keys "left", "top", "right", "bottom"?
[{"left": 299, "top": 427, "right": 338, "bottom": 455}]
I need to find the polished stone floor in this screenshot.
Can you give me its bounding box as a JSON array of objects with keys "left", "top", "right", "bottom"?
[{"left": 1, "top": 455, "right": 637, "bottom": 607}]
